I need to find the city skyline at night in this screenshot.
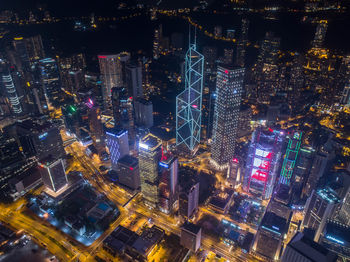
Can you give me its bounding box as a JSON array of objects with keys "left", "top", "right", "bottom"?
[{"left": 0, "top": 1, "right": 350, "bottom": 262}]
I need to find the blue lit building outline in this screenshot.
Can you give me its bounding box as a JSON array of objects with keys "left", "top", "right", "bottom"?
[{"left": 176, "top": 37, "right": 204, "bottom": 153}]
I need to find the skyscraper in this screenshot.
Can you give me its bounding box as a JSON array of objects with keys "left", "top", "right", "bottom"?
[
  {"left": 179, "top": 181, "right": 199, "bottom": 219},
  {"left": 138, "top": 133, "right": 162, "bottom": 208},
  {"left": 117, "top": 155, "right": 140, "bottom": 190},
  {"left": 16, "top": 119, "right": 65, "bottom": 161},
  {"left": 158, "top": 154, "right": 178, "bottom": 214},
  {"left": 125, "top": 63, "right": 143, "bottom": 99},
  {"left": 211, "top": 66, "right": 244, "bottom": 168},
  {"left": 0, "top": 68, "right": 22, "bottom": 115},
  {"left": 38, "top": 157, "right": 67, "bottom": 192},
  {"left": 279, "top": 131, "right": 302, "bottom": 185},
  {"left": 98, "top": 53, "right": 130, "bottom": 110},
  {"left": 340, "top": 79, "right": 350, "bottom": 106},
  {"left": 244, "top": 127, "right": 284, "bottom": 199},
  {"left": 176, "top": 39, "right": 204, "bottom": 155},
  {"left": 39, "top": 58, "right": 61, "bottom": 106},
  {"left": 134, "top": 98, "right": 154, "bottom": 128},
  {"left": 106, "top": 129, "right": 129, "bottom": 171},
  {"left": 180, "top": 222, "right": 202, "bottom": 252},
  {"left": 302, "top": 187, "right": 340, "bottom": 242}
]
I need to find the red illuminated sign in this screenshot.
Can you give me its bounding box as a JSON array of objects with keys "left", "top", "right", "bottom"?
[
  {"left": 129, "top": 167, "right": 134, "bottom": 170},
  {"left": 98, "top": 55, "right": 107, "bottom": 59},
  {"left": 251, "top": 169, "right": 267, "bottom": 182}
]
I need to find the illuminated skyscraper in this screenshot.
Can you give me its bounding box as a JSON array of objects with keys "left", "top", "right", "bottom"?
[
  {"left": 106, "top": 129, "right": 129, "bottom": 171},
  {"left": 38, "top": 157, "right": 67, "bottom": 192},
  {"left": 244, "top": 127, "right": 284, "bottom": 199},
  {"left": 279, "top": 131, "right": 302, "bottom": 185},
  {"left": 0, "top": 68, "right": 22, "bottom": 115},
  {"left": 138, "top": 133, "right": 162, "bottom": 208},
  {"left": 302, "top": 187, "right": 340, "bottom": 242},
  {"left": 98, "top": 53, "right": 130, "bottom": 109},
  {"left": 158, "top": 154, "right": 178, "bottom": 214},
  {"left": 211, "top": 66, "right": 244, "bottom": 168},
  {"left": 176, "top": 38, "right": 204, "bottom": 154},
  {"left": 39, "top": 58, "right": 61, "bottom": 106}
]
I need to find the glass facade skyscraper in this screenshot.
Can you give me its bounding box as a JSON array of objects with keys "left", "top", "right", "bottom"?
[
  {"left": 211, "top": 66, "right": 244, "bottom": 168},
  {"left": 176, "top": 41, "right": 204, "bottom": 154}
]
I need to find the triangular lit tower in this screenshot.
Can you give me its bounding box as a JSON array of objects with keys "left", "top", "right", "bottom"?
[{"left": 176, "top": 29, "right": 204, "bottom": 155}]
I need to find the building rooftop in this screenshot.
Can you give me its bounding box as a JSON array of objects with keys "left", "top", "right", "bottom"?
[
  {"left": 182, "top": 221, "right": 201, "bottom": 235},
  {"left": 118, "top": 155, "right": 138, "bottom": 168},
  {"left": 316, "top": 187, "right": 340, "bottom": 204},
  {"left": 105, "top": 128, "right": 128, "bottom": 138},
  {"left": 140, "top": 134, "right": 162, "bottom": 150},
  {"left": 38, "top": 156, "right": 61, "bottom": 167},
  {"left": 260, "top": 212, "right": 287, "bottom": 236},
  {"left": 287, "top": 232, "right": 338, "bottom": 262},
  {"left": 324, "top": 221, "right": 350, "bottom": 245}
]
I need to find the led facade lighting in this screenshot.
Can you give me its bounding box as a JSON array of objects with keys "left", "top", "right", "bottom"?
[{"left": 176, "top": 39, "right": 204, "bottom": 154}]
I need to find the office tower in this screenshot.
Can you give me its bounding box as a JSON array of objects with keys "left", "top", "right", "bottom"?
[
  {"left": 138, "top": 133, "right": 162, "bottom": 208},
  {"left": 134, "top": 98, "right": 154, "bottom": 128},
  {"left": 111, "top": 87, "right": 124, "bottom": 127},
  {"left": 244, "top": 127, "right": 284, "bottom": 199},
  {"left": 312, "top": 20, "right": 328, "bottom": 48},
  {"left": 291, "top": 146, "right": 315, "bottom": 204},
  {"left": 158, "top": 154, "right": 178, "bottom": 214},
  {"left": 116, "top": 155, "right": 140, "bottom": 190},
  {"left": 106, "top": 129, "right": 129, "bottom": 171},
  {"left": 180, "top": 222, "right": 201, "bottom": 252},
  {"left": 176, "top": 39, "right": 204, "bottom": 155},
  {"left": 304, "top": 151, "right": 331, "bottom": 197},
  {"left": 38, "top": 157, "right": 67, "bottom": 192},
  {"left": 211, "top": 66, "right": 244, "bottom": 168},
  {"left": 16, "top": 119, "right": 65, "bottom": 161},
  {"left": 125, "top": 62, "right": 142, "bottom": 99},
  {"left": 320, "top": 221, "right": 350, "bottom": 260},
  {"left": 279, "top": 131, "right": 302, "bottom": 185},
  {"left": 98, "top": 53, "right": 130, "bottom": 110},
  {"left": 258, "top": 32, "right": 280, "bottom": 65},
  {"left": 39, "top": 58, "right": 61, "bottom": 106},
  {"left": 0, "top": 68, "right": 22, "bottom": 115},
  {"left": 302, "top": 187, "right": 340, "bottom": 242},
  {"left": 253, "top": 211, "right": 289, "bottom": 261},
  {"left": 281, "top": 232, "right": 338, "bottom": 262},
  {"left": 335, "top": 186, "right": 350, "bottom": 226},
  {"left": 61, "top": 104, "right": 80, "bottom": 135},
  {"left": 236, "top": 18, "right": 249, "bottom": 67},
  {"left": 153, "top": 24, "right": 162, "bottom": 60},
  {"left": 179, "top": 181, "right": 199, "bottom": 219},
  {"left": 88, "top": 105, "right": 103, "bottom": 144},
  {"left": 340, "top": 80, "right": 350, "bottom": 106},
  {"left": 12, "top": 35, "right": 45, "bottom": 68},
  {"left": 58, "top": 53, "right": 86, "bottom": 71}
]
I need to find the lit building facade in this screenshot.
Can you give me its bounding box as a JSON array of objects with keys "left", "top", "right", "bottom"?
[
  {"left": 244, "top": 127, "right": 284, "bottom": 199},
  {"left": 39, "top": 58, "right": 61, "bottom": 106},
  {"left": 138, "top": 133, "right": 162, "bottom": 208},
  {"left": 106, "top": 129, "right": 129, "bottom": 171},
  {"left": 211, "top": 66, "right": 244, "bottom": 168},
  {"left": 312, "top": 20, "right": 328, "bottom": 48},
  {"left": 1, "top": 69, "right": 22, "bottom": 115},
  {"left": 176, "top": 41, "right": 204, "bottom": 154},
  {"left": 98, "top": 53, "right": 130, "bottom": 109},
  {"left": 158, "top": 154, "right": 178, "bottom": 214},
  {"left": 125, "top": 63, "right": 143, "bottom": 99},
  {"left": 302, "top": 187, "right": 340, "bottom": 242},
  {"left": 279, "top": 131, "right": 302, "bottom": 185},
  {"left": 38, "top": 157, "right": 67, "bottom": 192}
]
